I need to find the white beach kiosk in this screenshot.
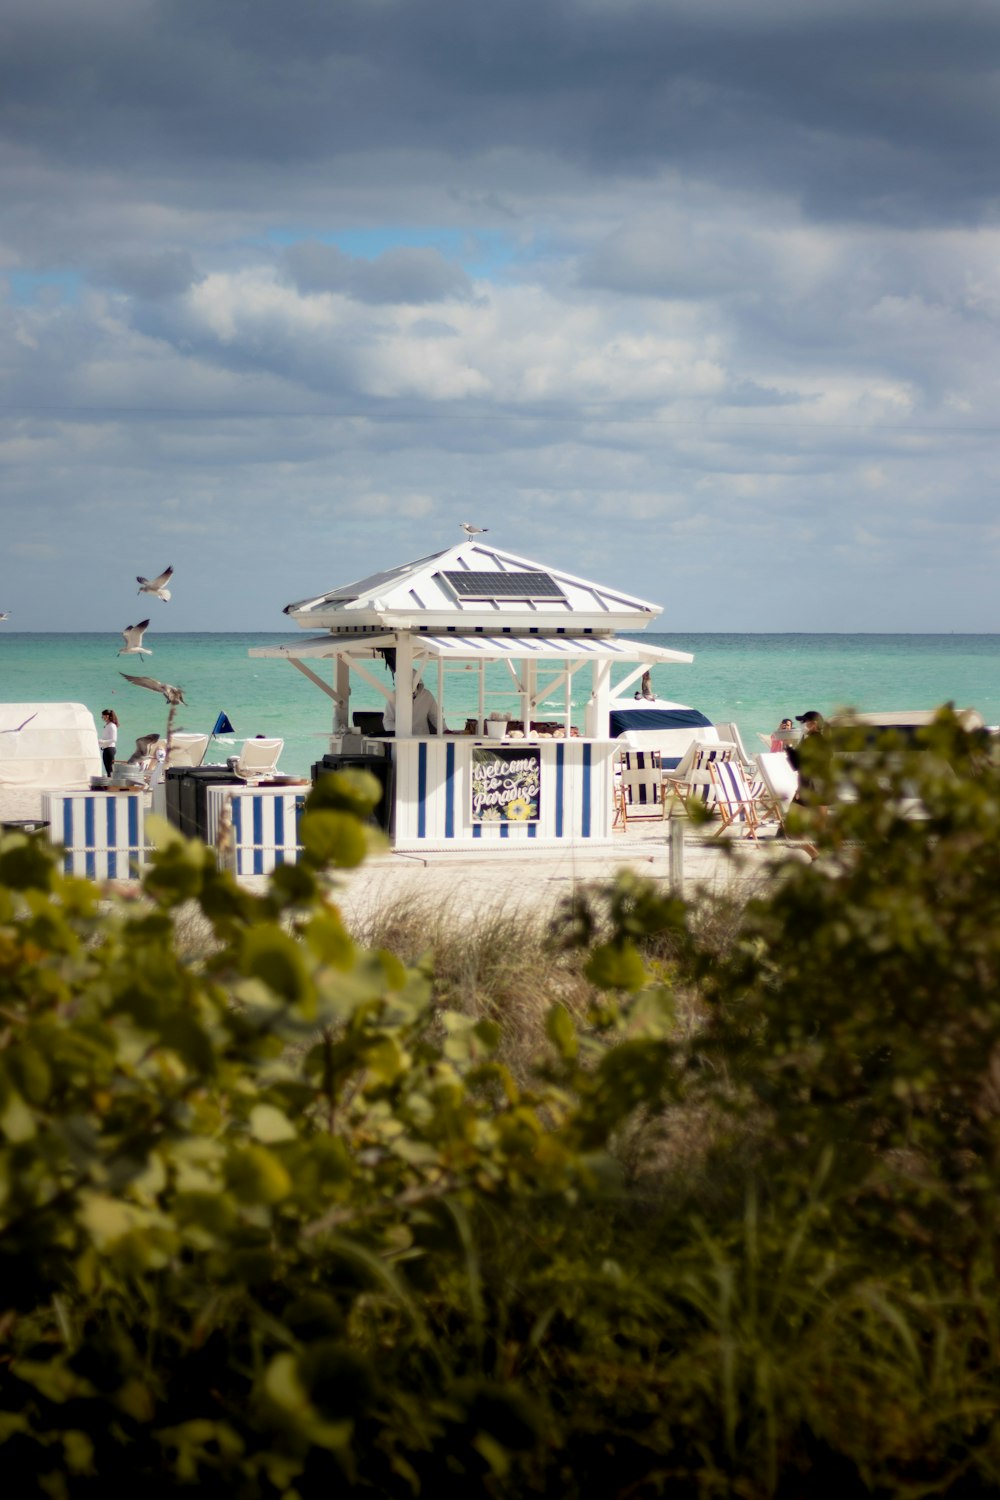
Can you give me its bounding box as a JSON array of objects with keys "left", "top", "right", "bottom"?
[{"left": 251, "top": 542, "right": 693, "bottom": 851}]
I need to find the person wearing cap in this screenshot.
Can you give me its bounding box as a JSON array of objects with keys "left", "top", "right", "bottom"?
[{"left": 786, "top": 711, "right": 829, "bottom": 804}]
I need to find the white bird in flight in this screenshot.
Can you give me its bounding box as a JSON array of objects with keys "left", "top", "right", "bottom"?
[
  {"left": 118, "top": 620, "right": 152, "bottom": 657},
  {"left": 0, "top": 712, "right": 37, "bottom": 734},
  {"left": 136, "top": 565, "right": 173, "bottom": 602},
  {"left": 460, "top": 522, "right": 488, "bottom": 537},
  {"left": 0, "top": 611, "right": 9, "bottom": 621},
  {"left": 120, "top": 672, "right": 187, "bottom": 705}
]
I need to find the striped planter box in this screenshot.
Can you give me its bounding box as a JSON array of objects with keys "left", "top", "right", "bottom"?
[
  {"left": 391, "top": 739, "right": 616, "bottom": 850},
  {"left": 43, "top": 790, "right": 148, "bottom": 880},
  {"left": 204, "top": 786, "right": 306, "bottom": 876}
]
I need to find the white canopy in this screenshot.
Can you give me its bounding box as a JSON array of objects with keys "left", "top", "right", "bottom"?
[{"left": 0, "top": 703, "right": 101, "bottom": 789}]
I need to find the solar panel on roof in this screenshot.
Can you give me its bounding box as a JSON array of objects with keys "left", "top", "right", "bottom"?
[{"left": 442, "top": 570, "right": 567, "bottom": 602}]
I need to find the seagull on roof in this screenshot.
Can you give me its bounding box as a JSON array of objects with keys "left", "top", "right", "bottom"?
[
  {"left": 120, "top": 672, "right": 186, "bottom": 705},
  {"left": 460, "top": 522, "right": 488, "bottom": 537},
  {"left": 118, "top": 619, "right": 152, "bottom": 657},
  {"left": 136, "top": 565, "right": 173, "bottom": 601}
]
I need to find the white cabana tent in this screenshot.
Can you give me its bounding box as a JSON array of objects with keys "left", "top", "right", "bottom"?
[
  {"left": 251, "top": 541, "right": 693, "bottom": 849},
  {"left": 0, "top": 703, "right": 101, "bottom": 790}
]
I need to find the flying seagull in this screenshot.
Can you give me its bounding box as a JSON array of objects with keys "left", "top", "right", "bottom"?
[
  {"left": 118, "top": 619, "right": 151, "bottom": 657},
  {"left": 119, "top": 672, "right": 187, "bottom": 705},
  {"left": 460, "top": 522, "right": 488, "bottom": 537},
  {"left": 136, "top": 565, "right": 173, "bottom": 602},
  {"left": 0, "top": 712, "right": 37, "bottom": 734},
  {"left": 0, "top": 612, "right": 9, "bottom": 621}
]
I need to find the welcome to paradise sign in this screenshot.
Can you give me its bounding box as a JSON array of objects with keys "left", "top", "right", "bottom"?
[{"left": 470, "top": 747, "right": 541, "bottom": 823}]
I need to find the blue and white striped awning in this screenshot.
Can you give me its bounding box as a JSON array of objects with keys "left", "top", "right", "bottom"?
[{"left": 251, "top": 633, "right": 692, "bottom": 666}]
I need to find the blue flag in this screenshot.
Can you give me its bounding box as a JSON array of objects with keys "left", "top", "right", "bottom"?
[{"left": 212, "top": 711, "right": 235, "bottom": 736}]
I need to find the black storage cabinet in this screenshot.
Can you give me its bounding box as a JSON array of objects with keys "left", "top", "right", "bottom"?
[
  {"left": 311, "top": 752, "right": 394, "bottom": 832},
  {"left": 165, "top": 767, "right": 242, "bottom": 841}
]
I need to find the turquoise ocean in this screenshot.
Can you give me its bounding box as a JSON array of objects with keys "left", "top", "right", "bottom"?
[{"left": 2, "top": 632, "right": 998, "bottom": 780}]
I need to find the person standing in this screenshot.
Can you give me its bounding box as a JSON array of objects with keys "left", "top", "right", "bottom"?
[
  {"left": 99, "top": 709, "right": 119, "bottom": 774},
  {"left": 786, "top": 711, "right": 828, "bottom": 803},
  {"left": 382, "top": 680, "right": 445, "bottom": 735}
]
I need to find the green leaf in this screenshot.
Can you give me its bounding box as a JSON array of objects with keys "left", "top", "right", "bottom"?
[
  {"left": 545, "top": 1002, "right": 578, "bottom": 1060},
  {"left": 307, "top": 768, "right": 383, "bottom": 818},
  {"left": 11, "top": 1359, "right": 95, "bottom": 1405},
  {"left": 226, "top": 1145, "right": 293, "bottom": 1205},
  {"left": 242, "top": 925, "right": 313, "bottom": 1005},
  {"left": 584, "top": 940, "right": 648, "bottom": 993},
  {"left": 0, "top": 1087, "right": 35, "bottom": 1143},
  {"left": 249, "top": 1103, "right": 298, "bottom": 1144},
  {"left": 298, "top": 810, "right": 369, "bottom": 869}
]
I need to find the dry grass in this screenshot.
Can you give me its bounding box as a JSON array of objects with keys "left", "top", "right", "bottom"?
[{"left": 347, "top": 886, "right": 602, "bottom": 1082}]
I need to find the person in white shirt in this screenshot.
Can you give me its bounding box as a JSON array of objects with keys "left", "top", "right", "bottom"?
[
  {"left": 99, "top": 708, "right": 119, "bottom": 774},
  {"left": 382, "top": 681, "right": 444, "bottom": 736}
]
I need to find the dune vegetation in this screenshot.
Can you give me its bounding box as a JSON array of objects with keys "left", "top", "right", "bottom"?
[{"left": 1, "top": 712, "right": 1000, "bottom": 1497}]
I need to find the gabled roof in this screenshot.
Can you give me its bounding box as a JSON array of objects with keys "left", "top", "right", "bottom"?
[{"left": 283, "top": 542, "right": 662, "bottom": 635}]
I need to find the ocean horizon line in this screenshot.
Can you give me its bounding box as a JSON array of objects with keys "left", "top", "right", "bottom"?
[{"left": 2, "top": 629, "right": 999, "bottom": 640}]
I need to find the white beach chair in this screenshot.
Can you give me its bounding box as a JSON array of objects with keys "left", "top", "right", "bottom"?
[
  {"left": 163, "top": 732, "right": 211, "bottom": 769},
  {"left": 231, "top": 737, "right": 284, "bottom": 785},
  {"left": 713, "top": 721, "right": 757, "bottom": 775},
  {"left": 754, "top": 752, "right": 800, "bottom": 833}
]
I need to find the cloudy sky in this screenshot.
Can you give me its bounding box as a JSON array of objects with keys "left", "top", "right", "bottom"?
[{"left": 3, "top": 0, "right": 1000, "bottom": 633}]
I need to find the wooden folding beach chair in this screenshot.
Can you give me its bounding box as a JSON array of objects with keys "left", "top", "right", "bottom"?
[
  {"left": 708, "top": 757, "right": 771, "bottom": 841},
  {"left": 613, "top": 747, "right": 667, "bottom": 828},
  {"left": 662, "top": 741, "right": 739, "bottom": 821}
]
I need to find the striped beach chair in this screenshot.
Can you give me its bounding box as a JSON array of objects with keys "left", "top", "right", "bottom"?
[
  {"left": 663, "top": 740, "right": 738, "bottom": 817},
  {"left": 708, "top": 757, "right": 770, "bottom": 841},
  {"left": 613, "top": 747, "right": 667, "bottom": 828}
]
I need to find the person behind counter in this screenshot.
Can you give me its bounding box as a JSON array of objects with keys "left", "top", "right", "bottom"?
[
  {"left": 98, "top": 708, "right": 119, "bottom": 774},
  {"left": 382, "top": 680, "right": 445, "bottom": 736}
]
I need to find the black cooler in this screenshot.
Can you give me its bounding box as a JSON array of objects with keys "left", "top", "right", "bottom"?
[{"left": 310, "top": 750, "right": 394, "bottom": 832}]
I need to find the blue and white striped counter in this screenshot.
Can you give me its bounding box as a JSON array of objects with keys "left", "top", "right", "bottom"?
[
  {"left": 390, "top": 738, "right": 616, "bottom": 850},
  {"left": 204, "top": 785, "right": 307, "bottom": 876},
  {"left": 43, "top": 789, "right": 149, "bottom": 880}
]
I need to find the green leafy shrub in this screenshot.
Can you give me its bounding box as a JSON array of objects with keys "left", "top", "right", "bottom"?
[{"left": 2, "top": 739, "right": 1000, "bottom": 1497}]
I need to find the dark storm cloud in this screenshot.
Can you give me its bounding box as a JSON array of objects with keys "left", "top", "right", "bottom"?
[
  {"left": 90, "top": 249, "right": 202, "bottom": 300},
  {"left": 283, "top": 241, "right": 473, "bottom": 304},
  {"left": 3, "top": 0, "right": 1000, "bottom": 233}
]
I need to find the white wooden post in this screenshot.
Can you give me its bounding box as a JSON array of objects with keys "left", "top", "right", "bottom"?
[
  {"left": 522, "top": 661, "right": 535, "bottom": 732},
  {"left": 588, "top": 660, "right": 612, "bottom": 738},
  {"left": 668, "top": 819, "right": 684, "bottom": 893},
  {"left": 394, "top": 634, "right": 414, "bottom": 737},
  {"left": 335, "top": 657, "right": 350, "bottom": 732}
]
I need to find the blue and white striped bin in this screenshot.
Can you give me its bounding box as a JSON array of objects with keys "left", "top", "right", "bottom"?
[
  {"left": 204, "top": 785, "right": 306, "bottom": 876},
  {"left": 42, "top": 790, "right": 149, "bottom": 880}
]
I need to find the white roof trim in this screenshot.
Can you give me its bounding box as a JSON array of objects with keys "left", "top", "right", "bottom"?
[{"left": 250, "top": 633, "right": 692, "bottom": 665}]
